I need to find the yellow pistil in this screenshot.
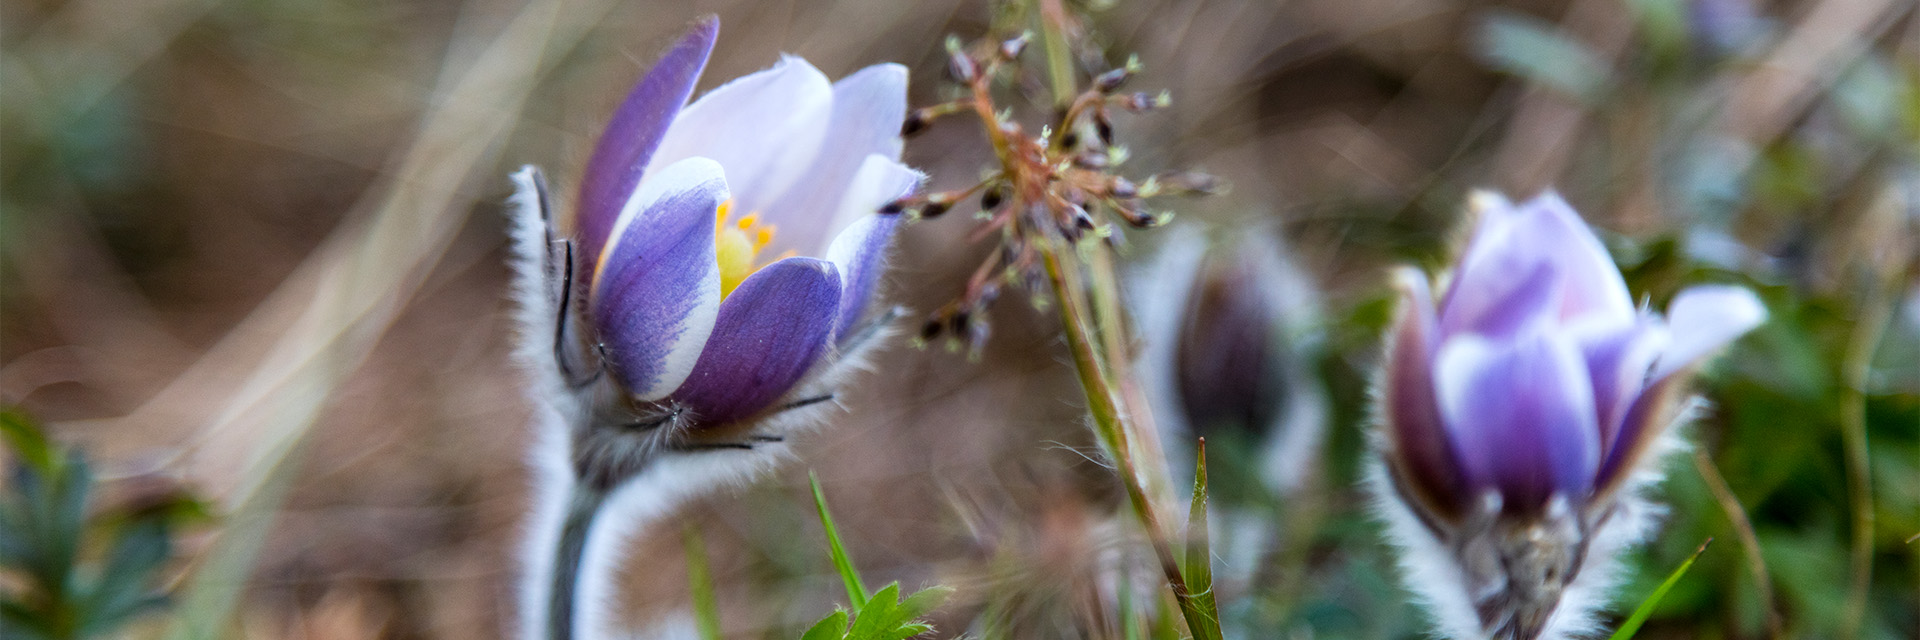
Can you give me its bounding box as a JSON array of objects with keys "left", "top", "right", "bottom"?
[{"left": 714, "top": 200, "right": 780, "bottom": 298}]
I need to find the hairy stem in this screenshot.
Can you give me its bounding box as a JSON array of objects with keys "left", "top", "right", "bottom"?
[
  {"left": 550, "top": 485, "right": 607, "bottom": 640},
  {"left": 1042, "top": 246, "right": 1218, "bottom": 640}
]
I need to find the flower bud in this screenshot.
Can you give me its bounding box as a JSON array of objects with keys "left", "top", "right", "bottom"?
[{"left": 1133, "top": 226, "right": 1328, "bottom": 496}]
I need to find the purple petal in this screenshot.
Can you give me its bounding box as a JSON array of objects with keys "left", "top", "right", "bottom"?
[
  {"left": 670, "top": 257, "right": 843, "bottom": 425},
  {"left": 1594, "top": 374, "right": 1684, "bottom": 492},
  {"left": 646, "top": 56, "right": 834, "bottom": 218},
  {"left": 1435, "top": 330, "right": 1600, "bottom": 512},
  {"left": 1441, "top": 191, "right": 1634, "bottom": 334},
  {"left": 1439, "top": 259, "right": 1565, "bottom": 339},
  {"left": 576, "top": 17, "right": 717, "bottom": 275},
  {"left": 768, "top": 64, "right": 910, "bottom": 256},
  {"left": 824, "top": 213, "right": 898, "bottom": 341},
  {"left": 1573, "top": 318, "right": 1670, "bottom": 453},
  {"left": 1651, "top": 285, "right": 1767, "bottom": 379},
  {"left": 1381, "top": 268, "right": 1467, "bottom": 518},
  {"left": 590, "top": 158, "right": 729, "bottom": 399},
  {"left": 822, "top": 156, "right": 921, "bottom": 337}
]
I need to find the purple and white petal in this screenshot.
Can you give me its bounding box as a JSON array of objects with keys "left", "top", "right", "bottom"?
[
  {"left": 669, "top": 257, "right": 843, "bottom": 425},
  {"left": 1443, "top": 192, "right": 1634, "bottom": 332},
  {"left": 766, "top": 63, "right": 910, "bottom": 255},
  {"left": 645, "top": 56, "right": 833, "bottom": 216},
  {"left": 1435, "top": 330, "right": 1600, "bottom": 510},
  {"left": 1441, "top": 260, "right": 1566, "bottom": 339},
  {"left": 1571, "top": 317, "right": 1671, "bottom": 452},
  {"left": 819, "top": 155, "right": 919, "bottom": 332},
  {"left": 1383, "top": 268, "right": 1466, "bottom": 516},
  {"left": 823, "top": 213, "right": 898, "bottom": 341},
  {"left": 1651, "top": 284, "right": 1767, "bottom": 379},
  {"left": 1516, "top": 192, "right": 1635, "bottom": 324},
  {"left": 575, "top": 18, "right": 716, "bottom": 273},
  {"left": 590, "top": 157, "right": 729, "bottom": 399}
]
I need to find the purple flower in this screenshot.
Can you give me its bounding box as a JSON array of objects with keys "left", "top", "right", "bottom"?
[
  {"left": 1134, "top": 226, "right": 1328, "bottom": 494},
  {"left": 1373, "top": 191, "right": 1766, "bottom": 639},
  {"left": 564, "top": 18, "right": 919, "bottom": 427}
]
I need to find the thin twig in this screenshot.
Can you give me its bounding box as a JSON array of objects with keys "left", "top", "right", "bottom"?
[
  {"left": 1837, "top": 277, "right": 1894, "bottom": 640},
  {"left": 1692, "top": 448, "right": 1780, "bottom": 639}
]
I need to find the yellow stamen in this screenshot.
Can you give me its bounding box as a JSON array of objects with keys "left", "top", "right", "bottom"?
[{"left": 714, "top": 200, "right": 779, "bottom": 298}]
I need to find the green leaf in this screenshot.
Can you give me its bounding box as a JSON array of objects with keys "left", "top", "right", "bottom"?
[
  {"left": 894, "top": 586, "right": 953, "bottom": 621},
  {"left": 845, "top": 583, "right": 902, "bottom": 640},
  {"left": 78, "top": 518, "right": 173, "bottom": 635},
  {"left": 810, "top": 471, "right": 869, "bottom": 610},
  {"left": 1181, "top": 439, "right": 1224, "bottom": 640},
  {"left": 0, "top": 409, "right": 57, "bottom": 475},
  {"left": 1609, "top": 538, "right": 1713, "bottom": 640},
  {"left": 880, "top": 622, "right": 932, "bottom": 640},
  {"left": 682, "top": 527, "right": 723, "bottom": 640},
  {"left": 1475, "top": 11, "right": 1611, "bottom": 105},
  {"left": 800, "top": 610, "right": 849, "bottom": 640}
]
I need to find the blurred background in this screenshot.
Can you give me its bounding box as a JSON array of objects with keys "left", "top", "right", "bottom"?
[{"left": 2, "top": 0, "right": 1916, "bottom": 638}]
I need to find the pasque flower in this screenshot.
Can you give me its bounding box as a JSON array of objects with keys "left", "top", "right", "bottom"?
[
  {"left": 1372, "top": 191, "right": 1766, "bottom": 639},
  {"left": 1134, "top": 226, "right": 1327, "bottom": 494},
  {"left": 504, "top": 17, "right": 918, "bottom": 640},
  {"left": 566, "top": 18, "right": 919, "bottom": 431},
  {"left": 1132, "top": 225, "right": 1330, "bottom": 595}
]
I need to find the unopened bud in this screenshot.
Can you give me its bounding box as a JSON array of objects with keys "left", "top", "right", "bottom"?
[
  {"left": 980, "top": 184, "right": 1008, "bottom": 211},
  {"left": 948, "top": 50, "right": 980, "bottom": 82},
  {"left": 903, "top": 109, "right": 932, "bottom": 137},
  {"left": 1094, "top": 67, "right": 1132, "bottom": 93},
  {"left": 1119, "top": 91, "right": 1170, "bottom": 111},
  {"left": 1155, "top": 171, "right": 1222, "bottom": 196},
  {"left": 1070, "top": 204, "right": 1096, "bottom": 230},
  {"left": 999, "top": 33, "right": 1031, "bottom": 60},
  {"left": 922, "top": 192, "right": 956, "bottom": 218}
]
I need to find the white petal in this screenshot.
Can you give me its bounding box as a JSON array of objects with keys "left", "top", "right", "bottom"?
[
  {"left": 769, "top": 63, "right": 913, "bottom": 255},
  {"left": 1652, "top": 285, "right": 1767, "bottom": 379},
  {"left": 645, "top": 56, "right": 834, "bottom": 215}
]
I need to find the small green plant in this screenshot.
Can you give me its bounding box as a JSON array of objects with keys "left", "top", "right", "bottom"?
[
  {"left": 0, "top": 409, "right": 204, "bottom": 640},
  {"left": 797, "top": 472, "right": 952, "bottom": 640}
]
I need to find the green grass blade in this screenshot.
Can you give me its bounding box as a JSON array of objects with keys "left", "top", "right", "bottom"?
[
  {"left": 683, "top": 527, "right": 723, "bottom": 640},
  {"left": 810, "top": 471, "right": 869, "bottom": 610},
  {"left": 1182, "top": 439, "right": 1223, "bottom": 640},
  {"left": 1608, "top": 538, "right": 1713, "bottom": 640}
]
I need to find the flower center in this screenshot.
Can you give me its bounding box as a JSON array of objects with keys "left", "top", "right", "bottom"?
[{"left": 714, "top": 200, "right": 782, "bottom": 298}]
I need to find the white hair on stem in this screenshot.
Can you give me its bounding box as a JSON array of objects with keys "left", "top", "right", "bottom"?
[{"left": 1364, "top": 389, "right": 1703, "bottom": 640}]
